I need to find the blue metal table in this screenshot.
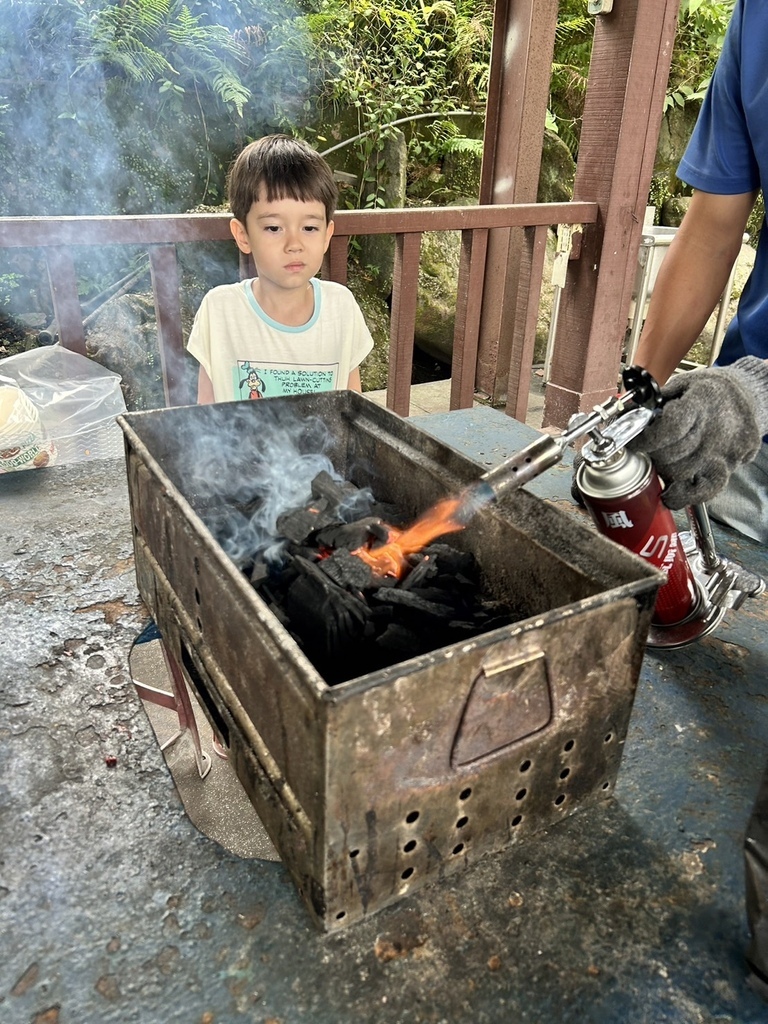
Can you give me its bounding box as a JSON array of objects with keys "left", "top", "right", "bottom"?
[{"left": 1, "top": 406, "right": 767, "bottom": 1024}]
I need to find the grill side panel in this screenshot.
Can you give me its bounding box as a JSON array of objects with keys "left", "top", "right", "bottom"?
[{"left": 318, "top": 598, "right": 650, "bottom": 929}]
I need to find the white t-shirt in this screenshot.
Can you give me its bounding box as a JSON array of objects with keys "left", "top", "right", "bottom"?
[{"left": 187, "top": 278, "right": 374, "bottom": 403}]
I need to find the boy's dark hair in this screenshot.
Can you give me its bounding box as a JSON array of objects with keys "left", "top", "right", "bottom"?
[{"left": 228, "top": 135, "right": 338, "bottom": 226}]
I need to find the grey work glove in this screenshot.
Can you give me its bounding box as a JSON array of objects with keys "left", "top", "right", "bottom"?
[{"left": 629, "top": 356, "right": 768, "bottom": 509}]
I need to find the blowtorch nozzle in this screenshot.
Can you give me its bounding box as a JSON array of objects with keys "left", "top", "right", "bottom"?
[
  {"left": 471, "top": 434, "right": 568, "bottom": 507},
  {"left": 456, "top": 366, "right": 663, "bottom": 522}
]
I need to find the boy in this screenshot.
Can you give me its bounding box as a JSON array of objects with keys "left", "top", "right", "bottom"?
[{"left": 188, "top": 134, "right": 373, "bottom": 403}]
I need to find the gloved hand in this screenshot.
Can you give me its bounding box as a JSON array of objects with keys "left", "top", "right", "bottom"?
[{"left": 629, "top": 356, "right": 768, "bottom": 509}]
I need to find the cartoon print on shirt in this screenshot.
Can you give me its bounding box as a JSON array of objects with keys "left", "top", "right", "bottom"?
[{"left": 238, "top": 363, "right": 266, "bottom": 399}]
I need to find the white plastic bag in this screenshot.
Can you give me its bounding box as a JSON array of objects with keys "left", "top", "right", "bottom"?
[
  {"left": 0, "top": 378, "right": 58, "bottom": 473},
  {"left": 0, "top": 345, "right": 126, "bottom": 471}
]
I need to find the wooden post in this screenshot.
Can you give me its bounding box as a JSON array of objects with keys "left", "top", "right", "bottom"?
[
  {"left": 45, "top": 247, "right": 86, "bottom": 355},
  {"left": 149, "top": 245, "right": 191, "bottom": 408},
  {"left": 503, "top": 223, "right": 549, "bottom": 421},
  {"left": 386, "top": 232, "right": 421, "bottom": 416},
  {"left": 450, "top": 227, "right": 489, "bottom": 410},
  {"left": 542, "top": 0, "right": 680, "bottom": 428},
  {"left": 475, "top": 0, "right": 560, "bottom": 406}
]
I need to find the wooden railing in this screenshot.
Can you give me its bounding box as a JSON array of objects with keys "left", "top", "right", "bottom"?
[{"left": 0, "top": 202, "right": 598, "bottom": 416}]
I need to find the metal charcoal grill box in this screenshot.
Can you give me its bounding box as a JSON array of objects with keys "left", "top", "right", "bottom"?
[{"left": 119, "top": 392, "right": 662, "bottom": 931}]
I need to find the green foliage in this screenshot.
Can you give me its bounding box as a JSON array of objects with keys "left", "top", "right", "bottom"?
[
  {"left": 648, "top": 174, "right": 672, "bottom": 219},
  {"left": 664, "top": 0, "right": 735, "bottom": 113},
  {"left": 440, "top": 0, "right": 493, "bottom": 107},
  {"left": 431, "top": 122, "right": 483, "bottom": 157},
  {"left": 0, "top": 0, "right": 260, "bottom": 216},
  {"left": 412, "top": 118, "right": 483, "bottom": 167},
  {"left": 664, "top": 81, "right": 709, "bottom": 113},
  {"left": 71, "top": 0, "right": 251, "bottom": 116},
  {"left": 549, "top": 1, "right": 594, "bottom": 159},
  {"left": 77, "top": 3, "right": 176, "bottom": 83},
  {"left": 0, "top": 0, "right": 737, "bottom": 221},
  {"left": 264, "top": 0, "right": 492, "bottom": 207},
  {"left": 0, "top": 273, "right": 21, "bottom": 308}
]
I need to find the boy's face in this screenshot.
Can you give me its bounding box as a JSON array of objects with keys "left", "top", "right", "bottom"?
[{"left": 230, "top": 194, "right": 334, "bottom": 293}]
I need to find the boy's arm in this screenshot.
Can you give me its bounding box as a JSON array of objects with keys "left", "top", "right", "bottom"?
[
  {"left": 197, "top": 366, "right": 215, "bottom": 404},
  {"left": 346, "top": 368, "right": 362, "bottom": 392}
]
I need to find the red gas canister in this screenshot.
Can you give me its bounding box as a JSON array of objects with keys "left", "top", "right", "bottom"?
[{"left": 575, "top": 447, "right": 699, "bottom": 626}]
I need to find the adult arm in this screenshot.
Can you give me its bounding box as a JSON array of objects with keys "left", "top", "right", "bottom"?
[
  {"left": 625, "top": 189, "right": 768, "bottom": 508},
  {"left": 633, "top": 189, "right": 757, "bottom": 384},
  {"left": 346, "top": 367, "right": 362, "bottom": 392}
]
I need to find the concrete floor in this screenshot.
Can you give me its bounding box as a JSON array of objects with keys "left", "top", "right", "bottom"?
[{"left": 4, "top": 395, "right": 768, "bottom": 1024}]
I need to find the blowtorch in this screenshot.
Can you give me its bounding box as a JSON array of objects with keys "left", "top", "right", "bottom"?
[{"left": 461, "top": 366, "right": 765, "bottom": 649}]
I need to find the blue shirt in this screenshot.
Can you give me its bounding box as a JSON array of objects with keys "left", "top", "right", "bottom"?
[{"left": 677, "top": 0, "right": 768, "bottom": 366}]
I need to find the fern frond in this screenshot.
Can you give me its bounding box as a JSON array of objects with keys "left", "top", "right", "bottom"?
[
  {"left": 430, "top": 119, "right": 461, "bottom": 145},
  {"left": 554, "top": 15, "right": 593, "bottom": 43},
  {"left": 442, "top": 135, "right": 483, "bottom": 155},
  {"left": 209, "top": 70, "right": 251, "bottom": 117},
  {"left": 427, "top": 119, "right": 482, "bottom": 157},
  {"left": 83, "top": 36, "right": 176, "bottom": 83}
]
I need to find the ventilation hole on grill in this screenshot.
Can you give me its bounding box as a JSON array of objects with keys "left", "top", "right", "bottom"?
[
  {"left": 401, "top": 867, "right": 414, "bottom": 880},
  {"left": 563, "top": 739, "right": 575, "bottom": 752},
  {"left": 405, "top": 810, "right": 420, "bottom": 824},
  {"left": 602, "top": 781, "right": 611, "bottom": 790},
  {"left": 335, "top": 910, "right": 346, "bottom": 920},
  {"left": 196, "top": 618, "right": 203, "bottom": 632},
  {"left": 604, "top": 732, "right": 614, "bottom": 743},
  {"left": 452, "top": 843, "right": 465, "bottom": 855},
  {"left": 554, "top": 794, "right": 566, "bottom": 806},
  {"left": 511, "top": 815, "right": 523, "bottom": 827},
  {"left": 519, "top": 759, "right": 532, "bottom": 773},
  {"left": 459, "top": 787, "right": 472, "bottom": 801},
  {"left": 403, "top": 840, "right": 417, "bottom": 853},
  {"left": 560, "top": 768, "right": 570, "bottom": 780},
  {"left": 194, "top": 587, "right": 201, "bottom": 605},
  {"left": 456, "top": 816, "right": 468, "bottom": 829},
  {"left": 349, "top": 849, "right": 360, "bottom": 859},
  {"left": 515, "top": 788, "right": 527, "bottom": 801}
]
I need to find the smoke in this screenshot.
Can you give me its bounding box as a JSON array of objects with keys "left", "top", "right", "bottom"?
[
  {"left": 0, "top": 0, "right": 316, "bottom": 410},
  {"left": 0, "top": 0, "right": 312, "bottom": 219},
  {"left": 179, "top": 402, "right": 374, "bottom": 569},
  {"left": 2, "top": 2, "right": 119, "bottom": 217}
]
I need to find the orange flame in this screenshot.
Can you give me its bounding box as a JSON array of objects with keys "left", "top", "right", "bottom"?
[{"left": 352, "top": 496, "right": 466, "bottom": 578}]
